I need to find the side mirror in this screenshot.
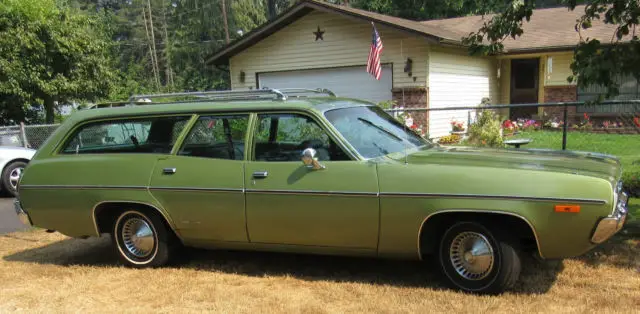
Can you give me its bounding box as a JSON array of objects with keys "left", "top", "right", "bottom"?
[{"left": 301, "top": 148, "right": 326, "bottom": 170}]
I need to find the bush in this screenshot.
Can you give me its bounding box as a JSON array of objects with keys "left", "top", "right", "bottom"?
[
  {"left": 438, "top": 134, "right": 461, "bottom": 145},
  {"left": 466, "top": 109, "right": 504, "bottom": 148},
  {"left": 622, "top": 161, "right": 640, "bottom": 197}
]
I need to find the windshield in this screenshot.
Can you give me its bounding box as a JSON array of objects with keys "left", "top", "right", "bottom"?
[{"left": 324, "top": 105, "right": 433, "bottom": 158}]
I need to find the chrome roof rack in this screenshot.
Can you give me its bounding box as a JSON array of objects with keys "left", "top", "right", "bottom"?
[
  {"left": 128, "top": 88, "right": 336, "bottom": 103},
  {"left": 85, "top": 88, "right": 337, "bottom": 110}
]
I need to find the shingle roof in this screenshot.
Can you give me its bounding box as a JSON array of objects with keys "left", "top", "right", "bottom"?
[
  {"left": 421, "top": 5, "right": 624, "bottom": 52},
  {"left": 206, "top": 1, "right": 626, "bottom": 65}
]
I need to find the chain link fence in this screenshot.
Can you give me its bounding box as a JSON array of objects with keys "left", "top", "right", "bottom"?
[
  {"left": 384, "top": 100, "right": 640, "bottom": 153},
  {"left": 0, "top": 123, "right": 60, "bottom": 149}
]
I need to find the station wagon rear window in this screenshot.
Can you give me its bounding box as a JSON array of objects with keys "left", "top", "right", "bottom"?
[{"left": 61, "top": 116, "right": 190, "bottom": 154}]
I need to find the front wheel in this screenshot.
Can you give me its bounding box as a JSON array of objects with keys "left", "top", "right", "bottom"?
[
  {"left": 112, "top": 209, "right": 177, "bottom": 267},
  {"left": 438, "top": 221, "right": 521, "bottom": 294}
]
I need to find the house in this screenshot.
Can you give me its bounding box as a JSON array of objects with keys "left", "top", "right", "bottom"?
[{"left": 206, "top": 0, "right": 632, "bottom": 138}]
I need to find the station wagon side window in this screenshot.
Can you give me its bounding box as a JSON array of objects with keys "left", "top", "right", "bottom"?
[
  {"left": 61, "top": 116, "right": 190, "bottom": 154},
  {"left": 252, "top": 113, "right": 350, "bottom": 162},
  {"left": 178, "top": 115, "right": 249, "bottom": 160}
]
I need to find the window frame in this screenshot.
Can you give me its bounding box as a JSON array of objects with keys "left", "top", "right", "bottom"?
[
  {"left": 56, "top": 114, "right": 196, "bottom": 156},
  {"left": 176, "top": 113, "right": 252, "bottom": 161},
  {"left": 246, "top": 110, "right": 356, "bottom": 162}
]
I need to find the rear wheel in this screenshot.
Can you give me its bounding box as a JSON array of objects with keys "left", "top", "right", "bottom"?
[
  {"left": 2, "top": 161, "right": 27, "bottom": 197},
  {"left": 438, "top": 221, "right": 521, "bottom": 294},
  {"left": 112, "top": 209, "right": 177, "bottom": 267}
]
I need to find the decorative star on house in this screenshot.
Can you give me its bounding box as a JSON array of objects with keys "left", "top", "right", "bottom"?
[{"left": 313, "top": 26, "right": 325, "bottom": 41}]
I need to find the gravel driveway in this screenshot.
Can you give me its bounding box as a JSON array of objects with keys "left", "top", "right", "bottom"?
[{"left": 0, "top": 197, "right": 28, "bottom": 234}]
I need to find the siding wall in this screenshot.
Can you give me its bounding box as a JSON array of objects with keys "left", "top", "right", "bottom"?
[
  {"left": 428, "top": 46, "right": 500, "bottom": 138},
  {"left": 230, "top": 11, "right": 430, "bottom": 94},
  {"left": 543, "top": 52, "right": 575, "bottom": 86}
]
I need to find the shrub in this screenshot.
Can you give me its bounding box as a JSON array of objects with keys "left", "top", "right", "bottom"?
[
  {"left": 438, "top": 134, "right": 461, "bottom": 145},
  {"left": 467, "top": 109, "right": 504, "bottom": 148},
  {"left": 622, "top": 161, "right": 640, "bottom": 197}
]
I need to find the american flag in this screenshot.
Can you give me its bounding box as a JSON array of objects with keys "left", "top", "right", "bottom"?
[{"left": 366, "top": 22, "right": 384, "bottom": 80}]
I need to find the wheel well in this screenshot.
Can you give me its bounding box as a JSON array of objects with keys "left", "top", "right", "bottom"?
[
  {"left": 418, "top": 211, "right": 539, "bottom": 259},
  {"left": 2, "top": 158, "right": 30, "bottom": 174},
  {"left": 93, "top": 202, "right": 180, "bottom": 241}
]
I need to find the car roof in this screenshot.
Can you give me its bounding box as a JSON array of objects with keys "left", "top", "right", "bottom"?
[{"left": 70, "top": 97, "right": 374, "bottom": 123}]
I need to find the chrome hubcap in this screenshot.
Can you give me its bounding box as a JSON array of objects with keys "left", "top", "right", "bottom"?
[
  {"left": 121, "top": 218, "right": 155, "bottom": 258},
  {"left": 449, "top": 232, "right": 494, "bottom": 280},
  {"left": 9, "top": 167, "right": 23, "bottom": 190}
]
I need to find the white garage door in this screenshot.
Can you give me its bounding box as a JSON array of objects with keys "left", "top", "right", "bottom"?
[{"left": 258, "top": 65, "right": 392, "bottom": 104}]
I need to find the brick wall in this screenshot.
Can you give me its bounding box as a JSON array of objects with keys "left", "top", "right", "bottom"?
[
  {"left": 391, "top": 87, "right": 429, "bottom": 129},
  {"left": 543, "top": 85, "right": 577, "bottom": 119}
]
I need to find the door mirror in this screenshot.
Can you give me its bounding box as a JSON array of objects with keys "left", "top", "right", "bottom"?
[{"left": 301, "top": 148, "right": 326, "bottom": 170}]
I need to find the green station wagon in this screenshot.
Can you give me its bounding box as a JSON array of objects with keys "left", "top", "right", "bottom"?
[{"left": 15, "top": 89, "right": 629, "bottom": 294}]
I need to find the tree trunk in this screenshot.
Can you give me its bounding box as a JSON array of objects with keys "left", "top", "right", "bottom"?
[
  {"left": 44, "top": 96, "right": 55, "bottom": 124},
  {"left": 146, "top": 0, "right": 162, "bottom": 88},
  {"left": 161, "top": 4, "right": 175, "bottom": 87},
  {"left": 221, "top": 0, "right": 230, "bottom": 44},
  {"left": 142, "top": 6, "right": 161, "bottom": 89},
  {"left": 267, "top": 0, "right": 277, "bottom": 20}
]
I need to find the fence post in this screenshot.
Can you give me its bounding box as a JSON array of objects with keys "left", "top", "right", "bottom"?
[
  {"left": 19, "top": 122, "right": 30, "bottom": 148},
  {"left": 562, "top": 105, "right": 568, "bottom": 150}
]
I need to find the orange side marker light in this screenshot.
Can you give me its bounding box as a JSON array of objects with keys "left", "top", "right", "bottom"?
[{"left": 554, "top": 205, "right": 581, "bottom": 213}]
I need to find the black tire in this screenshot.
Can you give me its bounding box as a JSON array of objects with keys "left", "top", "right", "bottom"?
[
  {"left": 438, "top": 221, "right": 521, "bottom": 294},
  {"left": 2, "top": 160, "right": 27, "bottom": 197},
  {"left": 112, "top": 209, "right": 178, "bottom": 268}
]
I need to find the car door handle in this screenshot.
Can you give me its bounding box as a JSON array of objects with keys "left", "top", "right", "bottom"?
[
  {"left": 163, "top": 168, "right": 177, "bottom": 174},
  {"left": 252, "top": 171, "right": 268, "bottom": 179}
]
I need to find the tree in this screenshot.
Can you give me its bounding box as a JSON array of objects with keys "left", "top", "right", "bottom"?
[
  {"left": 463, "top": 0, "right": 639, "bottom": 98},
  {"left": 0, "top": 0, "right": 116, "bottom": 123}
]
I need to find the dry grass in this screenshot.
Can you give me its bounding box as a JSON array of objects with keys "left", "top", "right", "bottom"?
[{"left": 0, "top": 228, "right": 639, "bottom": 314}]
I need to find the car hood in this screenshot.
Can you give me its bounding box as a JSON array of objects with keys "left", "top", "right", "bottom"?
[{"left": 389, "top": 146, "right": 623, "bottom": 183}]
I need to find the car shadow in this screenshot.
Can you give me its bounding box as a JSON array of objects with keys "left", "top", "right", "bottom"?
[
  {"left": 3, "top": 234, "right": 564, "bottom": 294},
  {"left": 575, "top": 223, "right": 640, "bottom": 269}
]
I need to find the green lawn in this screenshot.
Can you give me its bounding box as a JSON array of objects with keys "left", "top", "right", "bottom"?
[
  {"left": 509, "top": 130, "right": 640, "bottom": 168},
  {"left": 491, "top": 130, "right": 640, "bottom": 214}
]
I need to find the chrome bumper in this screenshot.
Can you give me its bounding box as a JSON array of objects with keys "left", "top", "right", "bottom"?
[
  {"left": 14, "top": 199, "right": 32, "bottom": 227},
  {"left": 591, "top": 191, "right": 628, "bottom": 244}
]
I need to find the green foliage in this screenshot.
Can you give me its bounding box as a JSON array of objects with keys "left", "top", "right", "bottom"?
[
  {"left": 466, "top": 109, "right": 504, "bottom": 148},
  {"left": 463, "top": 0, "right": 638, "bottom": 100},
  {"left": 0, "top": 0, "right": 116, "bottom": 123},
  {"left": 622, "top": 163, "right": 640, "bottom": 197},
  {"left": 350, "top": 0, "right": 505, "bottom": 20}
]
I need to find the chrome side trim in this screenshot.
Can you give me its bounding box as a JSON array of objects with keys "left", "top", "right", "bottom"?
[
  {"left": 245, "top": 189, "right": 379, "bottom": 197},
  {"left": 416, "top": 209, "right": 544, "bottom": 260},
  {"left": 149, "top": 187, "right": 243, "bottom": 193},
  {"left": 20, "top": 184, "right": 147, "bottom": 190},
  {"left": 91, "top": 200, "right": 183, "bottom": 243},
  {"left": 381, "top": 192, "right": 606, "bottom": 205}
]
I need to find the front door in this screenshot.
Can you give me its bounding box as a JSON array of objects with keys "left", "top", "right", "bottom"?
[
  {"left": 244, "top": 112, "right": 380, "bottom": 249},
  {"left": 149, "top": 114, "right": 250, "bottom": 243},
  {"left": 510, "top": 58, "right": 540, "bottom": 119}
]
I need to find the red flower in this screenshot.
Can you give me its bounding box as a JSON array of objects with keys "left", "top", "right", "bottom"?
[
  {"left": 634, "top": 117, "right": 640, "bottom": 127},
  {"left": 583, "top": 113, "right": 590, "bottom": 120},
  {"left": 410, "top": 124, "right": 418, "bottom": 129}
]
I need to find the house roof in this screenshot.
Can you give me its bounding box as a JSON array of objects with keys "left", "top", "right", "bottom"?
[
  {"left": 206, "top": 0, "right": 463, "bottom": 66},
  {"left": 421, "top": 5, "right": 622, "bottom": 53},
  {"left": 206, "top": 1, "right": 623, "bottom": 65}
]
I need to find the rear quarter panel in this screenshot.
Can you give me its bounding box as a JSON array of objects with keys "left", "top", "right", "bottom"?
[
  {"left": 19, "top": 154, "right": 161, "bottom": 238},
  {"left": 376, "top": 162, "right": 614, "bottom": 259}
]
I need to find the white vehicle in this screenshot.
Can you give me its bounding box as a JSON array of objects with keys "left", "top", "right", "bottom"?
[{"left": 0, "top": 146, "right": 36, "bottom": 197}]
